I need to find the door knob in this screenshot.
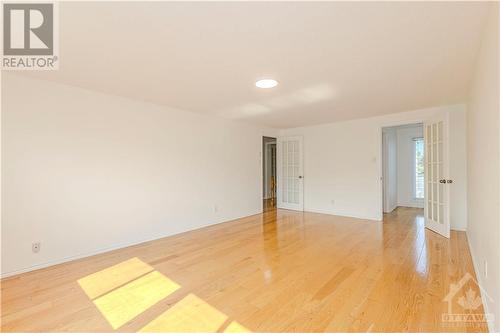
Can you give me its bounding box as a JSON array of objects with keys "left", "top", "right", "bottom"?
[
  {"left": 439, "top": 179, "right": 446, "bottom": 183},
  {"left": 298, "top": 176, "right": 303, "bottom": 179}
]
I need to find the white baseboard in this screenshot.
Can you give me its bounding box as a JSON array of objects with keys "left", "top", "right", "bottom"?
[
  {"left": 1, "top": 210, "right": 262, "bottom": 279},
  {"left": 304, "top": 208, "right": 380, "bottom": 222},
  {"left": 383, "top": 204, "right": 398, "bottom": 213},
  {"left": 466, "top": 231, "right": 496, "bottom": 333},
  {"left": 397, "top": 202, "right": 425, "bottom": 209}
]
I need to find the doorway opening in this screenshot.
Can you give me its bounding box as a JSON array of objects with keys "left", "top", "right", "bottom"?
[
  {"left": 382, "top": 123, "right": 424, "bottom": 217},
  {"left": 262, "top": 137, "right": 277, "bottom": 212}
]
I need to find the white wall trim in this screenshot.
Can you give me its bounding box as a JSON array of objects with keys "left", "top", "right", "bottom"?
[
  {"left": 396, "top": 202, "right": 424, "bottom": 209},
  {"left": 386, "top": 204, "right": 398, "bottom": 213},
  {"left": 282, "top": 104, "right": 466, "bottom": 230},
  {"left": 1, "top": 207, "right": 468, "bottom": 279},
  {"left": 466, "top": 232, "right": 495, "bottom": 333},
  {"left": 1, "top": 210, "right": 261, "bottom": 279},
  {"left": 378, "top": 120, "right": 424, "bottom": 221},
  {"left": 305, "top": 208, "right": 381, "bottom": 222},
  {"left": 2, "top": 74, "right": 279, "bottom": 276},
  {"left": 262, "top": 139, "right": 277, "bottom": 200}
]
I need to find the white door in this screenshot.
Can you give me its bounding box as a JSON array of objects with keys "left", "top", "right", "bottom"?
[
  {"left": 424, "top": 116, "right": 450, "bottom": 238},
  {"left": 277, "top": 136, "right": 304, "bottom": 211}
]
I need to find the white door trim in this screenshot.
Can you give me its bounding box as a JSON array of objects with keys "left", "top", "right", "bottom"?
[
  {"left": 378, "top": 120, "right": 423, "bottom": 221},
  {"left": 378, "top": 116, "right": 450, "bottom": 238}
]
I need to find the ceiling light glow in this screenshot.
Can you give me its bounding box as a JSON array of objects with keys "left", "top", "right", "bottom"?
[{"left": 256, "top": 79, "right": 278, "bottom": 89}]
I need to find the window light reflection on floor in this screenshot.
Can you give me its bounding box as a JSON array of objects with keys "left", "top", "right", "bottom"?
[
  {"left": 78, "top": 257, "right": 154, "bottom": 300},
  {"left": 93, "top": 271, "right": 180, "bottom": 329},
  {"left": 78, "top": 258, "right": 179, "bottom": 329},
  {"left": 77, "top": 257, "right": 253, "bottom": 332},
  {"left": 138, "top": 294, "right": 227, "bottom": 333},
  {"left": 223, "top": 321, "right": 253, "bottom": 333}
]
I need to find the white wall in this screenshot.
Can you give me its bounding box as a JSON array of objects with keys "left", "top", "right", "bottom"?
[
  {"left": 449, "top": 109, "right": 468, "bottom": 231},
  {"left": 396, "top": 125, "right": 424, "bottom": 209},
  {"left": 282, "top": 104, "right": 468, "bottom": 230},
  {"left": 466, "top": 3, "right": 499, "bottom": 332},
  {"left": 1, "top": 73, "right": 277, "bottom": 277},
  {"left": 382, "top": 128, "right": 397, "bottom": 212}
]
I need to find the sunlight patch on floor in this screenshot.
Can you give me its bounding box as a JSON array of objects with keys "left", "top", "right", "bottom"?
[
  {"left": 138, "top": 294, "right": 227, "bottom": 333},
  {"left": 223, "top": 321, "right": 253, "bottom": 333},
  {"left": 93, "top": 271, "right": 180, "bottom": 329},
  {"left": 78, "top": 257, "right": 154, "bottom": 299},
  {"left": 78, "top": 258, "right": 253, "bottom": 332}
]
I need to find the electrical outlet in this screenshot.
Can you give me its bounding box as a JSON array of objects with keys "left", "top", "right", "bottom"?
[
  {"left": 32, "top": 242, "right": 41, "bottom": 253},
  {"left": 331, "top": 200, "right": 335, "bottom": 206},
  {"left": 484, "top": 260, "right": 488, "bottom": 278},
  {"left": 213, "top": 204, "right": 218, "bottom": 214}
]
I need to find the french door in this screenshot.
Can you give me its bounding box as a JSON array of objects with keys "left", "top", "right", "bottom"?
[
  {"left": 424, "top": 116, "right": 450, "bottom": 238},
  {"left": 277, "top": 136, "right": 304, "bottom": 211}
]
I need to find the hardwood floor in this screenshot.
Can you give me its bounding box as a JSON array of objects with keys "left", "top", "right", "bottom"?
[
  {"left": 263, "top": 199, "right": 276, "bottom": 213},
  {"left": 1, "top": 207, "right": 488, "bottom": 332}
]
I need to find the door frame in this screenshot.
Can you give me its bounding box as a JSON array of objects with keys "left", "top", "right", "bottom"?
[
  {"left": 261, "top": 136, "right": 277, "bottom": 212},
  {"left": 263, "top": 141, "right": 277, "bottom": 199},
  {"left": 378, "top": 119, "right": 425, "bottom": 221},
  {"left": 378, "top": 114, "right": 450, "bottom": 238},
  {"left": 381, "top": 129, "right": 393, "bottom": 214}
]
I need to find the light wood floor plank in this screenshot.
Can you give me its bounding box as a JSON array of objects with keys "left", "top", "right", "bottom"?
[{"left": 1, "top": 207, "right": 487, "bottom": 332}]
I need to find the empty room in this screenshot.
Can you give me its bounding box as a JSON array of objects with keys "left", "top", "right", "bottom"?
[{"left": 1, "top": 1, "right": 499, "bottom": 333}]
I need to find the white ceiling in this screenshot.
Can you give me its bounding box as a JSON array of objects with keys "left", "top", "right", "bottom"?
[{"left": 20, "top": 1, "right": 489, "bottom": 128}]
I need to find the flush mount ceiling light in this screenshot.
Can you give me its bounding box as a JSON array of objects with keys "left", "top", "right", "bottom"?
[{"left": 255, "top": 79, "right": 278, "bottom": 89}]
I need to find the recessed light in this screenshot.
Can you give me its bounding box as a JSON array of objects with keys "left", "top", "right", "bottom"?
[{"left": 256, "top": 79, "right": 278, "bottom": 89}]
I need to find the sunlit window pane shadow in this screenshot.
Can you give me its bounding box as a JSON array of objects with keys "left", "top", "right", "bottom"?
[
  {"left": 223, "top": 321, "right": 253, "bottom": 333},
  {"left": 78, "top": 258, "right": 252, "bottom": 332},
  {"left": 78, "top": 257, "right": 154, "bottom": 299},
  {"left": 137, "top": 294, "right": 228, "bottom": 333},
  {"left": 93, "top": 271, "right": 180, "bottom": 329}
]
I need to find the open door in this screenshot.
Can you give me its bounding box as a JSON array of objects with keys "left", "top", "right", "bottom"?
[
  {"left": 424, "top": 116, "right": 450, "bottom": 238},
  {"left": 277, "top": 136, "right": 304, "bottom": 211}
]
